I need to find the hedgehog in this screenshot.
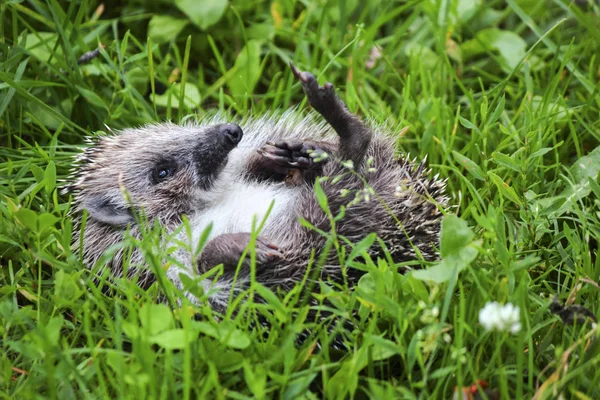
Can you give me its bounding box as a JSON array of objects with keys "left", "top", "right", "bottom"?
[{"left": 67, "top": 63, "right": 448, "bottom": 315}]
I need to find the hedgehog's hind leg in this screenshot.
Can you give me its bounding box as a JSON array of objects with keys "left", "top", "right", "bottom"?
[
  {"left": 289, "top": 62, "right": 372, "bottom": 169},
  {"left": 197, "top": 233, "right": 283, "bottom": 275}
]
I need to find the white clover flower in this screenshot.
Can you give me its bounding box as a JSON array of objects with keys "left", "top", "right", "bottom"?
[
  {"left": 394, "top": 185, "right": 402, "bottom": 197},
  {"left": 310, "top": 151, "right": 328, "bottom": 162},
  {"left": 341, "top": 160, "right": 354, "bottom": 169},
  {"left": 394, "top": 181, "right": 409, "bottom": 197},
  {"left": 479, "top": 301, "right": 521, "bottom": 334},
  {"left": 362, "top": 187, "right": 374, "bottom": 203},
  {"left": 451, "top": 347, "right": 467, "bottom": 364},
  {"left": 419, "top": 304, "right": 440, "bottom": 324},
  {"left": 339, "top": 188, "right": 350, "bottom": 197}
]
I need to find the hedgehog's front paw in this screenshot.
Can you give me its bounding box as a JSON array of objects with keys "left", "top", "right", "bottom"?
[
  {"left": 258, "top": 139, "right": 328, "bottom": 174},
  {"left": 289, "top": 62, "right": 345, "bottom": 116},
  {"left": 199, "top": 233, "right": 283, "bottom": 273}
]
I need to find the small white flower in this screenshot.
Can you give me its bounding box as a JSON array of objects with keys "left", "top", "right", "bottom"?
[
  {"left": 419, "top": 304, "right": 440, "bottom": 324},
  {"left": 310, "top": 151, "right": 329, "bottom": 162},
  {"left": 362, "top": 188, "right": 374, "bottom": 203},
  {"left": 394, "top": 182, "right": 410, "bottom": 197},
  {"left": 479, "top": 301, "right": 521, "bottom": 334},
  {"left": 451, "top": 347, "right": 467, "bottom": 364},
  {"left": 510, "top": 322, "right": 522, "bottom": 334},
  {"left": 341, "top": 160, "right": 354, "bottom": 169}
]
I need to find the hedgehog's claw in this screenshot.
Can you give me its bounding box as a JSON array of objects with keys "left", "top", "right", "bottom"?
[
  {"left": 261, "top": 144, "right": 291, "bottom": 158},
  {"left": 254, "top": 238, "right": 284, "bottom": 265},
  {"left": 264, "top": 242, "right": 280, "bottom": 251},
  {"left": 259, "top": 147, "right": 296, "bottom": 166},
  {"left": 289, "top": 62, "right": 318, "bottom": 89},
  {"left": 289, "top": 62, "right": 309, "bottom": 83},
  {"left": 259, "top": 139, "right": 326, "bottom": 170}
]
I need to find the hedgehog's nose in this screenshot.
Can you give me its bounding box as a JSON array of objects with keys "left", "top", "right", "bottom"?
[{"left": 220, "top": 124, "right": 243, "bottom": 145}]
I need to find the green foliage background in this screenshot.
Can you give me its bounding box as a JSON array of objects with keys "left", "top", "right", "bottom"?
[{"left": 1, "top": 0, "right": 600, "bottom": 398}]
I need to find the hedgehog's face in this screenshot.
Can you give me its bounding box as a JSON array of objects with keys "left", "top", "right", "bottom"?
[{"left": 72, "top": 122, "right": 243, "bottom": 227}]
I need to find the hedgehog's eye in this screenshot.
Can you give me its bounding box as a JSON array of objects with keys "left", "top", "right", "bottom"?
[
  {"left": 153, "top": 163, "right": 177, "bottom": 183},
  {"left": 158, "top": 168, "right": 172, "bottom": 179}
]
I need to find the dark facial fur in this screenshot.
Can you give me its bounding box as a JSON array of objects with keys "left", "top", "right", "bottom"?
[
  {"left": 67, "top": 121, "right": 243, "bottom": 282},
  {"left": 70, "top": 122, "right": 243, "bottom": 226}
]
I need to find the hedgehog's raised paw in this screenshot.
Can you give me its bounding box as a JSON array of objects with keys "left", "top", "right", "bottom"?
[{"left": 289, "top": 62, "right": 343, "bottom": 116}]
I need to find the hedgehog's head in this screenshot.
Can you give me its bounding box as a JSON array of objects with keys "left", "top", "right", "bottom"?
[{"left": 68, "top": 122, "right": 243, "bottom": 227}]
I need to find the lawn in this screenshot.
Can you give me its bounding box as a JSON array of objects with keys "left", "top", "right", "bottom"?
[{"left": 1, "top": 0, "right": 600, "bottom": 398}]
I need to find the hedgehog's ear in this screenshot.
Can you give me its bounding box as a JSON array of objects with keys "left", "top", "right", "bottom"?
[{"left": 84, "top": 195, "right": 134, "bottom": 226}]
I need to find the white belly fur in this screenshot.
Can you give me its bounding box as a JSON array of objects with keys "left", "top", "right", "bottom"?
[{"left": 188, "top": 180, "right": 296, "bottom": 245}]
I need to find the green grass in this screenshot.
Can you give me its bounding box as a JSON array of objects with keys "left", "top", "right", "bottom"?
[{"left": 2, "top": 0, "right": 600, "bottom": 398}]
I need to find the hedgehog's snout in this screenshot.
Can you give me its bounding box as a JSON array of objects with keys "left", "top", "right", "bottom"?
[{"left": 220, "top": 124, "right": 243, "bottom": 146}]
